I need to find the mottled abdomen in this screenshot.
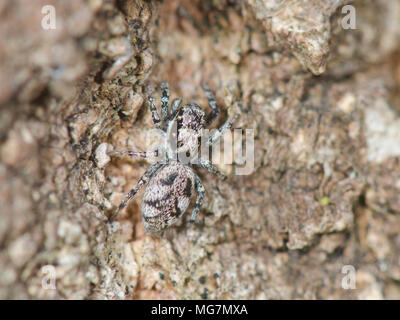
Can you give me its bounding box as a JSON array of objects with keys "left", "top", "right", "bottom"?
[{"left": 142, "top": 161, "right": 195, "bottom": 234}]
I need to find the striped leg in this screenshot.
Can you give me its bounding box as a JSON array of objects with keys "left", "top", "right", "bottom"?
[
  {"left": 202, "top": 82, "right": 220, "bottom": 125},
  {"left": 198, "top": 157, "right": 227, "bottom": 180},
  {"left": 110, "top": 160, "right": 165, "bottom": 221},
  {"left": 207, "top": 113, "right": 239, "bottom": 146},
  {"left": 169, "top": 98, "right": 182, "bottom": 120},
  {"left": 190, "top": 175, "right": 205, "bottom": 222},
  {"left": 109, "top": 150, "right": 158, "bottom": 159},
  {"left": 160, "top": 81, "right": 170, "bottom": 122},
  {"left": 148, "top": 96, "right": 163, "bottom": 130}
]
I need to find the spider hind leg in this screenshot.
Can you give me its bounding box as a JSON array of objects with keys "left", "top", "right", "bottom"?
[
  {"left": 110, "top": 160, "right": 165, "bottom": 221},
  {"left": 190, "top": 174, "right": 205, "bottom": 222}
]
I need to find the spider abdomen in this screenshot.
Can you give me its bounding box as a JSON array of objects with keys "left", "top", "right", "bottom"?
[{"left": 141, "top": 161, "right": 195, "bottom": 234}]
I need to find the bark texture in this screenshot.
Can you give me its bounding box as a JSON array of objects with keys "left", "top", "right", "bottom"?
[{"left": 1, "top": 0, "right": 400, "bottom": 299}]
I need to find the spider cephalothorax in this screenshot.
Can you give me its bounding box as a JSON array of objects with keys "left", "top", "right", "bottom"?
[
  {"left": 110, "top": 81, "right": 238, "bottom": 235},
  {"left": 165, "top": 102, "right": 206, "bottom": 161}
]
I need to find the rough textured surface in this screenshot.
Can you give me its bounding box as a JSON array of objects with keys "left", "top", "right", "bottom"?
[{"left": 1, "top": 0, "right": 400, "bottom": 299}]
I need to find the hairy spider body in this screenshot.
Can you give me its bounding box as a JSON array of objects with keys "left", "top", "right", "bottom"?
[
  {"left": 165, "top": 103, "right": 206, "bottom": 159},
  {"left": 111, "top": 81, "right": 237, "bottom": 234},
  {"left": 141, "top": 161, "right": 195, "bottom": 233}
]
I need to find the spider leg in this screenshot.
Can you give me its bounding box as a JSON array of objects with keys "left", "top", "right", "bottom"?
[
  {"left": 198, "top": 157, "right": 227, "bottom": 180},
  {"left": 110, "top": 160, "right": 166, "bottom": 221},
  {"left": 202, "top": 82, "right": 219, "bottom": 125},
  {"left": 160, "top": 81, "right": 170, "bottom": 122},
  {"left": 109, "top": 150, "right": 159, "bottom": 159},
  {"left": 207, "top": 113, "right": 239, "bottom": 146},
  {"left": 169, "top": 98, "right": 182, "bottom": 121},
  {"left": 190, "top": 174, "right": 205, "bottom": 222},
  {"left": 148, "top": 95, "right": 163, "bottom": 130}
]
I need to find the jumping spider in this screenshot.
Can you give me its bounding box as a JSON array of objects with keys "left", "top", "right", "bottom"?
[{"left": 110, "top": 82, "right": 238, "bottom": 234}]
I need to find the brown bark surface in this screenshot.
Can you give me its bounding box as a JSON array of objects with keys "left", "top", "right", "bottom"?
[{"left": 1, "top": 0, "right": 400, "bottom": 299}]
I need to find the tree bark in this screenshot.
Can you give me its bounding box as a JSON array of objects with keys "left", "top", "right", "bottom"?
[{"left": 1, "top": 0, "right": 400, "bottom": 299}]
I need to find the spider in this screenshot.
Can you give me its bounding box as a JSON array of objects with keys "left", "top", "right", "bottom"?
[{"left": 110, "top": 81, "right": 238, "bottom": 234}]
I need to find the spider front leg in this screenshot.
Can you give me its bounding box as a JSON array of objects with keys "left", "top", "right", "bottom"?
[
  {"left": 110, "top": 160, "right": 165, "bottom": 221},
  {"left": 148, "top": 96, "right": 163, "bottom": 130},
  {"left": 198, "top": 157, "right": 227, "bottom": 180},
  {"left": 160, "top": 81, "right": 170, "bottom": 122},
  {"left": 169, "top": 98, "right": 182, "bottom": 120},
  {"left": 202, "top": 82, "right": 220, "bottom": 125},
  {"left": 190, "top": 175, "right": 205, "bottom": 222}
]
